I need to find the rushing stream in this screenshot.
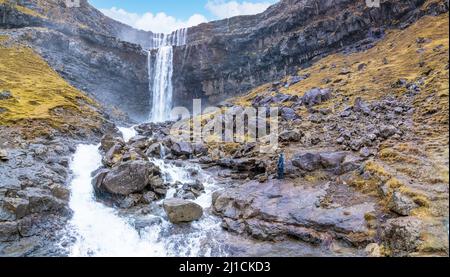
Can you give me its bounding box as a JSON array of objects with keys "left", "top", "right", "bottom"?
[
  {"left": 62, "top": 26, "right": 330, "bottom": 257},
  {"left": 65, "top": 124, "right": 231, "bottom": 257}
]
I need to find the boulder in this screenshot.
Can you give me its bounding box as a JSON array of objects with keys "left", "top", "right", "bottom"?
[
  {"left": 279, "top": 107, "right": 299, "bottom": 121},
  {"left": 171, "top": 141, "right": 194, "bottom": 157},
  {"left": 96, "top": 160, "right": 161, "bottom": 196},
  {"left": 0, "top": 90, "right": 12, "bottom": 100},
  {"left": 292, "top": 153, "right": 322, "bottom": 171},
  {"left": 302, "top": 88, "right": 332, "bottom": 106},
  {"left": 381, "top": 217, "right": 423, "bottom": 256},
  {"left": 388, "top": 192, "right": 418, "bottom": 216},
  {"left": 163, "top": 198, "right": 203, "bottom": 223},
  {"left": 142, "top": 191, "right": 157, "bottom": 204},
  {"left": 193, "top": 143, "right": 209, "bottom": 156},
  {"left": 103, "top": 143, "right": 123, "bottom": 167},
  {"left": 279, "top": 130, "right": 303, "bottom": 142}
]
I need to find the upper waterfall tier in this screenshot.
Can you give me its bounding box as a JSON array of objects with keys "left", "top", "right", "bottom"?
[{"left": 149, "top": 29, "right": 188, "bottom": 49}]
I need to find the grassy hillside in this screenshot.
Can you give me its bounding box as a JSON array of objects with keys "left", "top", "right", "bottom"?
[
  {"left": 0, "top": 38, "right": 103, "bottom": 138},
  {"left": 231, "top": 14, "right": 449, "bottom": 255}
]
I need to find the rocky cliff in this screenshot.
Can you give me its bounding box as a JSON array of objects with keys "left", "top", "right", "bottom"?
[
  {"left": 171, "top": 0, "right": 448, "bottom": 109},
  {"left": 1, "top": 0, "right": 448, "bottom": 121},
  {"left": 0, "top": 0, "right": 153, "bottom": 122}
]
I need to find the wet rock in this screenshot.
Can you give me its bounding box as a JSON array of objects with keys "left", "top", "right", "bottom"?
[
  {"left": 95, "top": 160, "right": 161, "bottom": 196},
  {"left": 129, "top": 135, "right": 148, "bottom": 149},
  {"left": 381, "top": 217, "right": 423, "bottom": 256},
  {"left": 176, "top": 180, "right": 205, "bottom": 199},
  {"left": 133, "top": 217, "right": 163, "bottom": 230},
  {"left": 145, "top": 142, "right": 167, "bottom": 158},
  {"left": 388, "top": 192, "right": 418, "bottom": 216},
  {"left": 218, "top": 158, "right": 266, "bottom": 174},
  {"left": 142, "top": 191, "right": 157, "bottom": 204},
  {"left": 302, "top": 88, "right": 332, "bottom": 106},
  {"left": 119, "top": 194, "right": 142, "bottom": 209},
  {"left": 319, "top": 152, "right": 347, "bottom": 169},
  {"left": 163, "top": 198, "right": 203, "bottom": 223}
]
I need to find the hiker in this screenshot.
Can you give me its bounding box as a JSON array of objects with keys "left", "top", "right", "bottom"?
[{"left": 277, "top": 153, "right": 285, "bottom": 180}]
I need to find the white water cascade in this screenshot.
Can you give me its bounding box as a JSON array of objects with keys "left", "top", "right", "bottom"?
[
  {"left": 65, "top": 129, "right": 227, "bottom": 257},
  {"left": 149, "top": 29, "right": 187, "bottom": 122}
]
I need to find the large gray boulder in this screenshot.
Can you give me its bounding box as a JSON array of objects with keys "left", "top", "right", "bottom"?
[
  {"left": 95, "top": 160, "right": 161, "bottom": 196},
  {"left": 302, "top": 88, "right": 332, "bottom": 106},
  {"left": 163, "top": 198, "right": 203, "bottom": 224},
  {"left": 292, "top": 153, "right": 322, "bottom": 171}
]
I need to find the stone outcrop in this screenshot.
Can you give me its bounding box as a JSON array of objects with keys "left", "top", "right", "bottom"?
[{"left": 212, "top": 180, "right": 376, "bottom": 245}]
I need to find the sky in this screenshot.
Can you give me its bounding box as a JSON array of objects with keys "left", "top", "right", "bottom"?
[{"left": 88, "top": 0, "right": 279, "bottom": 34}]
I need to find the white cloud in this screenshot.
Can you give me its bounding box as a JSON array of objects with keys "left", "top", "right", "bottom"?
[
  {"left": 205, "top": 0, "right": 274, "bottom": 19},
  {"left": 100, "top": 7, "right": 207, "bottom": 34}
]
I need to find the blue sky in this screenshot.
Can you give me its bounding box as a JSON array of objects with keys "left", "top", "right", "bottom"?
[{"left": 88, "top": 0, "right": 278, "bottom": 33}]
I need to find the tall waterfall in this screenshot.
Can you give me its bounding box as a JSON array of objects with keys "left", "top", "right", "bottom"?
[{"left": 148, "top": 29, "right": 187, "bottom": 122}]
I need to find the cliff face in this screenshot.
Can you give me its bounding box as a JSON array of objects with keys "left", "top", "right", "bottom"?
[
  {"left": 1, "top": 0, "right": 447, "bottom": 121},
  {"left": 0, "top": 0, "right": 153, "bottom": 122},
  {"left": 171, "top": 0, "right": 448, "bottom": 109}
]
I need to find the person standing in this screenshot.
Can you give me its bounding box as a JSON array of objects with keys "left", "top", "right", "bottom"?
[{"left": 277, "top": 153, "right": 285, "bottom": 180}]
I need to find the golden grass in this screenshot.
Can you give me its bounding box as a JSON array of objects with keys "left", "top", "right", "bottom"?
[
  {"left": 0, "top": 45, "right": 102, "bottom": 136},
  {"left": 234, "top": 14, "right": 449, "bottom": 126}
]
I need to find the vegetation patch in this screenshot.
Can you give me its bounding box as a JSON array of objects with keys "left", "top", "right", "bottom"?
[{"left": 0, "top": 44, "right": 102, "bottom": 137}]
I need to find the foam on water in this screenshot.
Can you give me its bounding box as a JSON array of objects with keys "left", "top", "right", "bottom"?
[{"left": 66, "top": 128, "right": 225, "bottom": 257}]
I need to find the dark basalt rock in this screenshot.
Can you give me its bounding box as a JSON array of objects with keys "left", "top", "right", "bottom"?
[
  {"left": 93, "top": 160, "right": 162, "bottom": 196},
  {"left": 212, "top": 180, "right": 376, "bottom": 245}
]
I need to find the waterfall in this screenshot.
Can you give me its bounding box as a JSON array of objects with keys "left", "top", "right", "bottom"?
[{"left": 148, "top": 28, "right": 188, "bottom": 122}]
